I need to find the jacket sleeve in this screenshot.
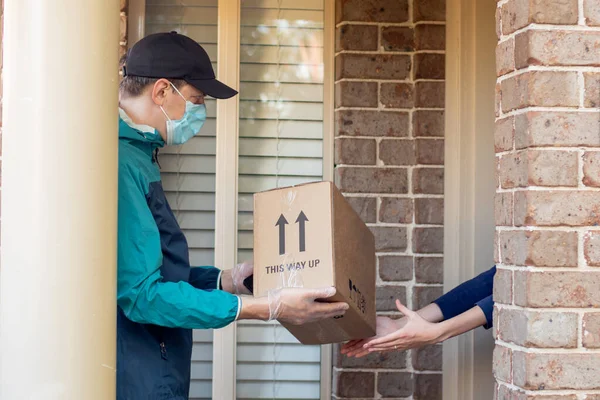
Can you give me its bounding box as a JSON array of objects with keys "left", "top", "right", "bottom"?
[
  {"left": 117, "top": 163, "right": 239, "bottom": 329},
  {"left": 432, "top": 266, "right": 496, "bottom": 329},
  {"left": 475, "top": 295, "right": 494, "bottom": 329},
  {"left": 189, "top": 266, "right": 222, "bottom": 290}
]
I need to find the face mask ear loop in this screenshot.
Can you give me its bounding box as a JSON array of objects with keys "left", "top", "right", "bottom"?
[{"left": 169, "top": 82, "right": 187, "bottom": 102}]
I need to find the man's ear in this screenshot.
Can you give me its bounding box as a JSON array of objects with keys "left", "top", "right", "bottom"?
[{"left": 151, "top": 79, "right": 172, "bottom": 106}]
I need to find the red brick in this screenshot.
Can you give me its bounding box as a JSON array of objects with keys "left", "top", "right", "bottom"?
[
  {"left": 514, "top": 270, "right": 600, "bottom": 307},
  {"left": 413, "top": 0, "right": 446, "bottom": 22},
  {"left": 514, "top": 191, "right": 600, "bottom": 227},
  {"left": 415, "top": 198, "right": 444, "bottom": 225},
  {"left": 413, "top": 285, "right": 443, "bottom": 309},
  {"left": 415, "top": 81, "right": 445, "bottom": 108},
  {"left": 414, "top": 373, "right": 442, "bottom": 400},
  {"left": 377, "top": 372, "right": 414, "bottom": 398},
  {"left": 501, "top": 71, "right": 579, "bottom": 112},
  {"left": 334, "top": 343, "right": 407, "bottom": 368},
  {"left": 584, "top": 72, "right": 600, "bottom": 108},
  {"left": 413, "top": 227, "right": 444, "bottom": 253},
  {"left": 336, "top": 53, "right": 411, "bottom": 80},
  {"left": 379, "top": 139, "right": 416, "bottom": 165},
  {"left": 497, "top": 38, "right": 515, "bottom": 77},
  {"left": 413, "top": 110, "right": 445, "bottom": 137},
  {"left": 415, "top": 24, "right": 446, "bottom": 51},
  {"left": 583, "top": 313, "right": 600, "bottom": 348},
  {"left": 584, "top": 230, "right": 600, "bottom": 267},
  {"left": 335, "top": 167, "right": 408, "bottom": 194},
  {"left": 499, "top": 151, "right": 528, "bottom": 189},
  {"left": 498, "top": 308, "right": 579, "bottom": 348},
  {"left": 345, "top": 196, "right": 377, "bottom": 223},
  {"left": 377, "top": 285, "right": 408, "bottom": 311},
  {"left": 527, "top": 150, "right": 578, "bottom": 187},
  {"left": 381, "top": 26, "right": 415, "bottom": 52},
  {"left": 335, "top": 138, "right": 377, "bottom": 165},
  {"left": 496, "top": 82, "right": 502, "bottom": 117},
  {"left": 415, "top": 256, "right": 443, "bottom": 284},
  {"left": 379, "top": 255, "right": 414, "bottom": 282},
  {"left": 412, "top": 345, "right": 442, "bottom": 371},
  {"left": 380, "top": 82, "right": 414, "bottom": 109},
  {"left": 414, "top": 53, "right": 445, "bottom": 80},
  {"left": 515, "top": 111, "right": 600, "bottom": 148},
  {"left": 501, "top": 0, "right": 578, "bottom": 35},
  {"left": 336, "top": 0, "right": 410, "bottom": 23},
  {"left": 585, "top": 0, "right": 600, "bottom": 26},
  {"left": 416, "top": 138, "right": 444, "bottom": 165},
  {"left": 499, "top": 230, "right": 578, "bottom": 267},
  {"left": 379, "top": 197, "right": 414, "bottom": 223},
  {"left": 495, "top": 192, "right": 513, "bottom": 226},
  {"left": 516, "top": 30, "right": 600, "bottom": 68},
  {"left": 496, "top": 7, "right": 502, "bottom": 40},
  {"left": 333, "top": 371, "right": 375, "bottom": 397},
  {"left": 336, "top": 110, "right": 410, "bottom": 137},
  {"left": 583, "top": 151, "right": 600, "bottom": 187},
  {"left": 413, "top": 168, "right": 444, "bottom": 194},
  {"left": 336, "top": 24, "right": 378, "bottom": 51},
  {"left": 513, "top": 351, "right": 600, "bottom": 390},
  {"left": 335, "top": 81, "right": 378, "bottom": 108},
  {"left": 494, "top": 267, "right": 513, "bottom": 305},
  {"left": 495, "top": 231, "right": 500, "bottom": 264},
  {"left": 372, "top": 226, "right": 408, "bottom": 252},
  {"left": 493, "top": 345, "right": 512, "bottom": 383}
]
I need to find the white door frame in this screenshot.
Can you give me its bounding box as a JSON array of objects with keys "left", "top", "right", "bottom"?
[
  {"left": 443, "top": 0, "right": 497, "bottom": 398},
  {"left": 127, "top": 1, "right": 335, "bottom": 398}
]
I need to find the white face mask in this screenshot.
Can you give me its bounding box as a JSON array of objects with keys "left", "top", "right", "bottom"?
[{"left": 160, "top": 83, "right": 207, "bottom": 146}]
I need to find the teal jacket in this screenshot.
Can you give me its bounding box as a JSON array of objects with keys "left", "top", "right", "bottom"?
[{"left": 117, "top": 109, "right": 239, "bottom": 399}]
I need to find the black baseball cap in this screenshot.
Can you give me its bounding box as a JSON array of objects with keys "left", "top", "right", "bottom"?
[{"left": 123, "top": 31, "right": 238, "bottom": 99}]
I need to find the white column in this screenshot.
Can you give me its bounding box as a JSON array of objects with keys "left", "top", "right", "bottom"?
[{"left": 0, "top": 1, "right": 119, "bottom": 399}]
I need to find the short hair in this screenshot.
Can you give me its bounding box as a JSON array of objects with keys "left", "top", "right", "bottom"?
[{"left": 119, "top": 53, "right": 186, "bottom": 97}]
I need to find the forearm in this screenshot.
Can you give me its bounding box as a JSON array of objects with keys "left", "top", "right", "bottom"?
[
  {"left": 416, "top": 303, "right": 444, "bottom": 323},
  {"left": 238, "top": 296, "right": 270, "bottom": 321},
  {"left": 434, "top": 306, "right": 488, "bottom": 343}
]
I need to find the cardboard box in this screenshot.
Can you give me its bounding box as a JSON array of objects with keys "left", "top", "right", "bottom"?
[{"left": 253, "top": 181, "right": 376, "bottom": 345}]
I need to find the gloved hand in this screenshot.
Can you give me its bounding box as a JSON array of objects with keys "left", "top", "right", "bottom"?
[
  {"left": 231, "top": 261, "right": 253, "bottom": 295},
  {"left": 267, "top": 287, "right": 349, "bottom": 325}
]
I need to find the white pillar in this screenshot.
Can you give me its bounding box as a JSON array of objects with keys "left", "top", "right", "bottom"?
[{"left": 0, "top": 1, "right": 119, "bottom": 399}]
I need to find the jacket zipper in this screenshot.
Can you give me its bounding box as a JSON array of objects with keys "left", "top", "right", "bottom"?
[{"left": 160, "top": 342, "right": 168, "bottom": 360}]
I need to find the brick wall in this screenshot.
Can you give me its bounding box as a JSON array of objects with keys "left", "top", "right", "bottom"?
[
  {"left": 333, "top": 0, "right": 446, "bottom": 398},
  {"left": 493, "top": 0, "right": 600, "bottom": 398}
]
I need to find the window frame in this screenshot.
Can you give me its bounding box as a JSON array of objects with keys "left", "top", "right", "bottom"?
[{"left": 127, "top": 0, "right": 335, "bottom": 398}]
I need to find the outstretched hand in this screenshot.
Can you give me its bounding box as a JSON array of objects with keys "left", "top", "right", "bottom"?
[
  {"left": 341, "top": 316, "right": 406, "bottom": 358},
  {"left": 362, "top": 300, "right": 444, "bottom": 353}
]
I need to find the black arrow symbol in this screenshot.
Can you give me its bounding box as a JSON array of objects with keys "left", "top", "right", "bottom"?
[
  {"left": 296, "top": 211, "right": 309, "bottom": 252},
  {"left": 276, "top": 214, "right": 289, "bottom": 255}
]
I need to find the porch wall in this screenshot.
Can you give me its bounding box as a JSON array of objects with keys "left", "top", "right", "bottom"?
[
  {"left": 333, "top": 0, "right": 446, "bottom": 398},
  {"left": 493, "top": 0, "right": 600, "bottom": 398}
]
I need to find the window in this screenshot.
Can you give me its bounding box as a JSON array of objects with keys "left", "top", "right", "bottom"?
[
  {"left": 130, "top": 0, "right": 333, "bottom": 398},
  {"left": 236, "top": 2, "right": 325, "bottom": 398}
]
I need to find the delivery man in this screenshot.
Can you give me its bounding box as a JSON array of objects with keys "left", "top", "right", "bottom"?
[{"left": 117, "top": 31, "right": 348, "bottom": 400}]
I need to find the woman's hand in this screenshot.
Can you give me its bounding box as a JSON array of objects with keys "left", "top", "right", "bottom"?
[
  {"left": 341, "top": 316, "right": 407, "bottom": 358},
  {"left": 362, "top": 300, "right": 445, "bottom": 353}
]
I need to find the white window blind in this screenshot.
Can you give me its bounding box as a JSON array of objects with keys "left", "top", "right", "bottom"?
[
  {"left": 236, "top": 1, "right": 325, "bottom": 399},
  {"left": 145, "top": 1, "right": 219, "bottom": 398}
]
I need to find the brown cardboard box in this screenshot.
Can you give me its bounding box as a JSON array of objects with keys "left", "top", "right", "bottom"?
[{"left": 253, "top": 181, "right": 376, "bottom": 345}]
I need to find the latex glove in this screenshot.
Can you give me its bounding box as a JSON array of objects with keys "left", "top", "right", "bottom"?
[
  {"left": 231, "top": 261, "right": 253, "bottom": 295},
  {"left": 267, "top": 287, "right": 349, "bottom": 325}
]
